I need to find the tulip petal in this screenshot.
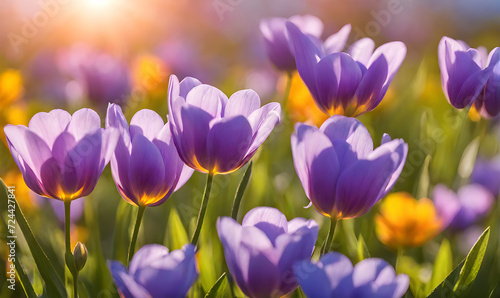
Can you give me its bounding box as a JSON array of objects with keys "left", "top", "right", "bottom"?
[
  {"left": 369, "top": 138, "right": 408, "bottom": 196},
  {"left": 288, "top": 15, "right": 324, "bottom": 38},
  {"left": 320, "top": 115, "right": 373, "bottom": 159},
  {"left": 4, "top": 125, "right": 52, "bottom": 180},
  {"left": 335, "top": 154, "right": 395, "bottom": 218},
  {"left": 362, "top": 41, "right": 406, "bottom": 110},
  {"left": 108, "top": 261, "right": 152, "bottom": 298},
  {"left": 128, "top": 134, "right": 166, "bottom": 203},
  {"left": 286, "top": 22, "right": 324, "bottom": 100},
  {"left": 245, "top": 102, "right": 281, "bottom": 157},
  {"left": 348, "top": 37, "right": 376, "bottom": 65},
  {"left": 106, "top": 103, "right": 130, "bottom": 146},
  {"left": 323, "top": 24, "right": 351, "bottom": 55},
  {"left": 28, "top": 109, "right": 71, "bottom": 148},
  {"left": 130, "top": 109, "right": 165, "bottom": 141},
  {"left": 207, "top": 116, "right": 253, "bottom": 173},
  {"left": 66, "top": 108, "right": 101, "bottom": 141},
  {"left": 242, "top": 207, "right": 288, "bottom": 244},
  {"left": 185, "top": 84, "right": 227, "bottom": 118},
  {"left": 177, "top": 105, "right": 213, "bottom": 171},
  {"left": 129, "top": 244, "right": 170, "bottom": 274},
  {"left": 225, "top": 90, "right": 261, "bottom": 118},
  {"left": 315, "top": 53, "right": 363, "bottom": 112}
]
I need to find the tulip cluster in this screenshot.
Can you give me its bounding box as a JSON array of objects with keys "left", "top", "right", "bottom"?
[{"left": 4, "top": 8, "right": 500, "bottom": 298}]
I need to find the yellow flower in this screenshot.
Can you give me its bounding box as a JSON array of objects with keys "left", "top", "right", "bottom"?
[
  {"left": 131, "top": 54, "right": 168, "bottom": 97},
  {"left": 375, "top": 192, "right": 442, "bottom": 249},
  {"left": 2, "top": 171, "right": 37, "bottom": 214},
  {"left": 0, "top": 69, "right": 23, "bottom": 109},
  {"left": 283, "top": 72, "right": 328, "bottom": 127}
]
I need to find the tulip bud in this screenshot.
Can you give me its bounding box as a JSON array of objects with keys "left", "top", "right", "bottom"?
[{"left": 73, "top": 242, "right": 88, "bottom": 272}]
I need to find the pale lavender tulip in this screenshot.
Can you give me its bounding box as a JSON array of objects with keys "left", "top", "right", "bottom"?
[
  {"left": 108, "top": 244, "right": 198, "bottom": 298},
  {"left": 217, "top": 207, "right": 318, "bottom": 297},
  {"left": 106, "top": 104, "right": 193, "bottom": 207},
  {"left": 286, "top": 22, "right": 406, "bottom": 117},
  {"left": 294, "top": 252, "right": 409, "bottom": 298},
  {"left": 168, "top": 74, "right": 281, "bottom": 174},
  {"left": 4, "top": 109, "right": 118, "bottom": 201},
  {"left": 434, "top": 184, "right": 493, "bottom": 230},
  {"left": 291, "top": 115, "right": 407, "bottom": 219}
]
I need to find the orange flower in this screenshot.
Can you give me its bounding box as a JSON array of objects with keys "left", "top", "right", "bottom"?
[
  {"left": 131, "top": 54, "right": 168, "bottom": 97},
  {"left": 283, "top": 72, "right": 328, "bottom": 127},
  {"left": 0, "top": 69, "right": 23, "bottom": 110},
  {"left": 376, "top": 192, "right": 443, "bottom": 249}
]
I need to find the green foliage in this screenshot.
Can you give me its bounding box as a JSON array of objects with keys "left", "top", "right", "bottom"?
[
  {"left": 0, "top": 179, "right": 67, "bottom": 298},
  {"left": 427, "top": 227, "right": 490, "bottom": 297},
  {"left": 204, "top": 273, "right": 228, "bottom": 298}
]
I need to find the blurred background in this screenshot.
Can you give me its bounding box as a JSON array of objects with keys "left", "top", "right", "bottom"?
[{"left": 1, "top": 0, "right": 500, "bottom": 297}]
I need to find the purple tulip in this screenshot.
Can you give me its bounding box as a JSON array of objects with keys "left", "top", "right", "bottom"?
[
  {"left": 286, "top": 22, "right": 406, "bottom": 117},
  {"left": 168, "top": 75, "right": 281, "bottom": 175},
  {"left": 106, "top": 104, "right": 193, "bottom": 207},
  {"left": 108, "top": 244, "right": 198, "bottom": 298},
  {"left": 260, "top": 15, "right": 328, "bottom": 72},
  {"left": 4, "top": 108, "right": 119, "bottom": 201},
  {"left": 80, "top": 53, "right": 131, "bottom": 106},
  {"left": 471, "top": 158, "right": 500, "bottom": 197},
  {"left": 438, "top": 36, "right": 496, "bottom": 112},
  {"left": 433, "top": 184, "right": 493, "bottom": 231},
  {"left": 294, "top": 252, "right": 409, "bottom": 298},
  {"left": 217, "top": 207, "right": 318, "bottom": 297},
  {"left": 291, "top": 115, "right": 407, "bottom": 219}
]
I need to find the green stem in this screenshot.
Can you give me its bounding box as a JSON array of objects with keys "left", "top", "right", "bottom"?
[
  {"left": 231, "top": 162, "right": 253, "bottom": 220},
  {"left": 191, "top": 172, "right": 214, "bottom": 245},
  {"left": 321, "top": 217, "right": 338, "bottom": 255},
  {"left": 396, "top": 247, "right": 405, "bottom": 274},
  {"left": 282, "top": 72, "right": 293, "bottom": 111},
  {"left": 73, "top": 273, "right": 78, "bottom": 298},
  {"left": 128, "top": 205, "right": 146, "bottom": 264},
  {"left": 64, "top": 201, "right": 77, "bottom": 297}
]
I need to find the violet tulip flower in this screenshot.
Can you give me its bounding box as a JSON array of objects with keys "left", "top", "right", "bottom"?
[
  {"left": 217, "top": 207, "right": 318, "bottom": 297},
  {"left": 80, "top": 52, "right": 131, "bottom": 106},
  {"left": 434, "top": 184, "right": 493, "bottom": 231},
  {"left": 106, "top": 104, "right": 193, "bottom": 207},
  {"left": 108, "top": 244, "right": 198, "bottom": 298},
  {"left": 260, "top": 15, "right": 350, "bottom": 72},
  {"left": 4, "top": 108, "right": 119, "bottom": 201},
  {"left": 286, "top": 22, "right": 406, "bottom": 117},
  {"left": 294, "top": 252, "right": 409, "bottom": 298},
  {"left": 291, "top": 115, "right": 407, "bottom": 219},
  {"left": 438, "top": 36, "right": 499, "bottom": 115},
  {"left": 471, "top": 158, "right": 500, "bottom": 197},
  {"left": 168, "top": 74, "right": 281, "bottom": 175}
]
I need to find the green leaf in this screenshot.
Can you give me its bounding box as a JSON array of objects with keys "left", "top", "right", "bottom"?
[
  {"left": 204, "top": 273, "right": 228, "bottom": 298},
  {"left": 453, "top": 226, "right": 490, "bottom": 295},
  {"left": 427, "top": 260, "right": 465, "bottom": 298},
  {"left": 0, "top": 179, "right": 67, "bottom": 297},
  {"left": 165, "top": 208, "right": 189, "bottom": 250},
  {"left": 458, "top": 137, "right": 480, "bottom": 180},
  {"left": 231, "top": 162, "right": 253, "bottom": 220},
  {"left": 356, "top": 235, "right": 370, "bottom": 262},
  {"left": 113, "top": 200, "right": 134, "bottom": 265},
  {"left": 426, "top": 238, "right": 453, "bottom": 294},
  {"left": 427, "top": 226, "right": 490, "bottom": 297},
  {"left": 13, "top": 257, "right": 38, "bottom": 298},
  {"left": 415, "top": 155, "right": 431, "bottom": 199}
]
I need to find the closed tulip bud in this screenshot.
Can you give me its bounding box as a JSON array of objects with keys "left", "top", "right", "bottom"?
[{"left": 73, "top": 241, "right": 88, "bottom": 272}]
